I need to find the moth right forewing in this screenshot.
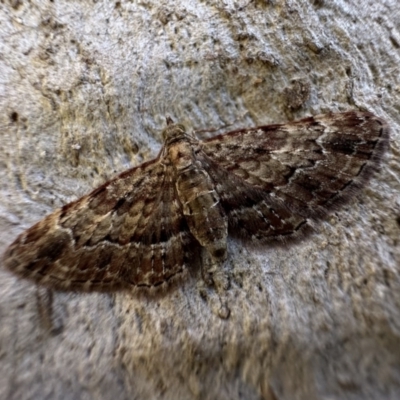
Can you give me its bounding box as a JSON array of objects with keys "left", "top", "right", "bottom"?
[
  {"left": 197, "top": 152, "right": 308, "bottom": 244},
  {"left": 201, "top": 112, "right": 388, "bottom": 215}
]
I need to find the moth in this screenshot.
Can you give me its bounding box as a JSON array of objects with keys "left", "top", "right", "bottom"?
[{"left": 2, "top": 111, "right": 389, "bottom": 292}]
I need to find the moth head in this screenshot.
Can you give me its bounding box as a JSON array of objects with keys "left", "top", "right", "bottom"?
[{"left": 162, "top": 117, "right": 191, "bottom": 143}]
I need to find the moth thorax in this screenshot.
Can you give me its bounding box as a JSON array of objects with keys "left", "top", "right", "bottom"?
[{"left": 162, "top": 124, "right": 188, "bottom": 143}]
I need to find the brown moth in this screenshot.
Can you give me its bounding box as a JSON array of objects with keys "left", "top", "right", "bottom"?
[{"left": 2, "top": 111, "right": 389, "bottom": 292}]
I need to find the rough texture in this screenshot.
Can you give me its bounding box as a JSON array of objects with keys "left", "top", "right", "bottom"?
[{"left": 0, "top": 1, "right": 399, "bottom": 400}]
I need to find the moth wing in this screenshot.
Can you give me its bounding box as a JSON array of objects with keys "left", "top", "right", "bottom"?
[
  {"left": 3, "top": 159, "right": 196, "bottom": 291},
  {"left": 200, "top": 111, "right": 388, "bottom": 243}
]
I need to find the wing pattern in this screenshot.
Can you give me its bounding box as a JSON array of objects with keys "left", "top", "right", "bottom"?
[
  {"left": 3, "top": 159, "right": 197, "bottom": 291},
  {"left": 200, "top": 111, "right": 389, "bottom": 243}
]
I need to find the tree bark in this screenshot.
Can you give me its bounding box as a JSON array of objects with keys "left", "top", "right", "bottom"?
[{"left": 0, "top": 1, "right": 399, "bottom": 399}]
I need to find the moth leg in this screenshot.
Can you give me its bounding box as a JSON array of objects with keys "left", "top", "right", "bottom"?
[
  {"left": 197, "top": 270, "right": 231, "bottom": 320},
  {"left": 36, "top": 288, "right": 64, "bottom": 336},
  {"left": 200, "top": 242, "right": 228, "bottom": 288},
  {"left": 198, "top": 245, "right": 231, "bottom": 319},
  {"left": 200, "top": 248, "right": 215, "bottom": 286}
]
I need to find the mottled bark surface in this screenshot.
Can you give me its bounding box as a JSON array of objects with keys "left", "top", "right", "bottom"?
[{"left": 0, "top": 1, "right": 399, "bottom": 399}]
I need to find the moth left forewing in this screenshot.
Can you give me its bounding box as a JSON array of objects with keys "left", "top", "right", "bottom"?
[
  {"left": 130, "top": 164, "right": 198, "bottom": 289},
  {"left": 3, "top": 158, "right": 196, "bottom": 292},
  {"left": 3, "top": 160, "right": 158, "bottom": 291}
]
